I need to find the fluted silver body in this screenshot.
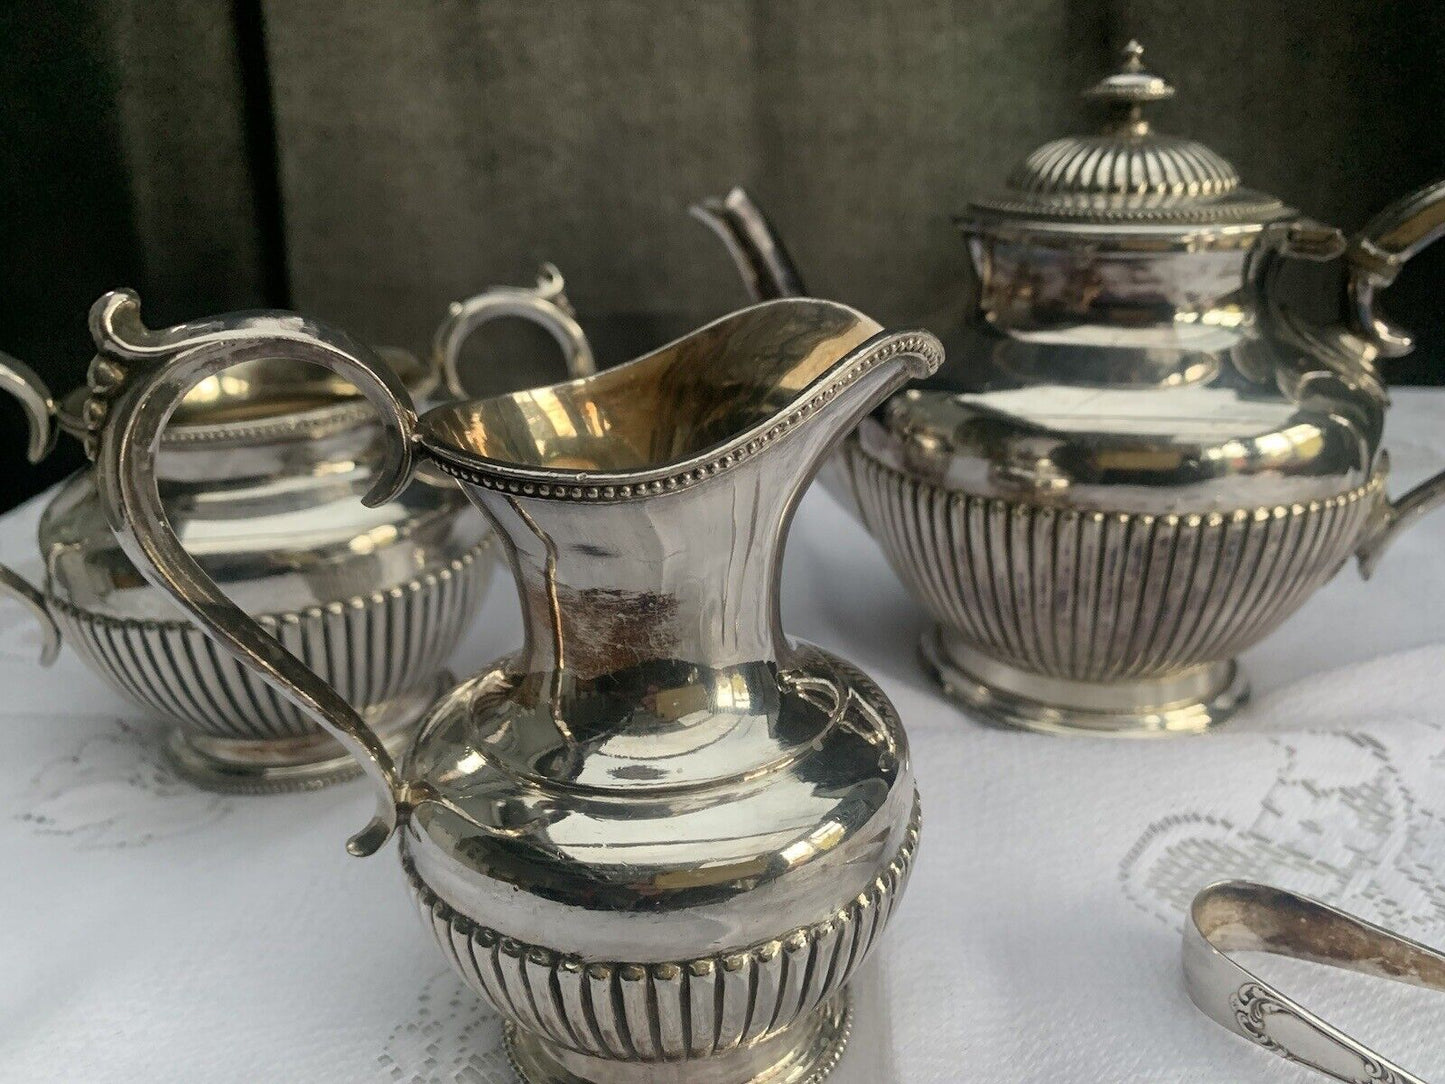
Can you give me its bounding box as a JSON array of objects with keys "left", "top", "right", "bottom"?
[
  {"left": 694, "top": 45, "right": 1445, "bottom": 736},
  {"left": 84, "top": 295, "right": 944, "bottom": 1084},
  {"left": 48, "top": 538, "right": 486, "bottom": 766},
  {"left": 0, "top": 327, "right": 494, "bottom": 790},
  {"left": 852, "top": 452, "right": 1381, "bottom": 683},
  {"left": 408, "top": 795, "right": 919, "bottom": 1073}
]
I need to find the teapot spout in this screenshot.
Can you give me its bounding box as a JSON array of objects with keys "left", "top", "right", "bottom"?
[
  {"left": 690, "top": 189, "right": 879, "bottom": 519},
  {"left": 690, "top": 187, "right": 807, "bottom": 301}
]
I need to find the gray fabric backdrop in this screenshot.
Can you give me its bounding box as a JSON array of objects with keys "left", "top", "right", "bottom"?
[{"left": 2, "top": 0, "right": 1441, "bottom": 506}]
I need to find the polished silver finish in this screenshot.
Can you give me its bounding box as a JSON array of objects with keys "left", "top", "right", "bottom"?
[
  {"left": 854, "top": 451, "right": 1380, "bottom": 735},
  {"left": 1184, "top": 881, "right": 1444, "bottom": 1083},
  {"left": 0, "top": 292, "right": 497, "bottom": 792},
  {"left": 91, "top": 295, "right": 943, "bottom": 1083},
  {"left": 435, "top": 263, "right": 596, "bottom": 399},
  {"left": 696, "top": 45, "right": 1445, "bottom": 736},
  {"left": 970, "top": 40, "right": 1286, "bottom": 226}
]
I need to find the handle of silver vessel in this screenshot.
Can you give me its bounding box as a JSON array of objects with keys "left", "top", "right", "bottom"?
[
  {"left": 435, "top": 263, "right": 596, "bottom": 400},
  {"left": 1351, "top": 179, "right": 1445, "bottom": 577},
  {"left": 1347, "top": 178, "right": 1445, "bottom": 358},
  {"left": 0, "top": 350, "right": 61, "bottom": 665},
  {"left": 86, "top": 288, "right": 419, "bottom": 856}
]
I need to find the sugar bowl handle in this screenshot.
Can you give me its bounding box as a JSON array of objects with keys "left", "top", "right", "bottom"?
[
  {"left": 0, "top": 350, "right": 62, "bottom": 665},
  {"left": 86, "top": 289, "right": 420, "bottom": 856},
  {"left": 435, "top": 263, "right": 596, "bottom": 399}
]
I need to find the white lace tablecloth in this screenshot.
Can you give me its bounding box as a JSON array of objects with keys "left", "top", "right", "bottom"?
[{"left": 3, "top": 391, "right": 1444, "bottom": 1083}]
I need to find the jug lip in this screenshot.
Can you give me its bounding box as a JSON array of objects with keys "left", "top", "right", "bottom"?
[
  {"left": 55, "top": 345, "right": 431, "bottom": 448},
  {"left": 415, "top": 298, "right": 923, "bottom": 501}
]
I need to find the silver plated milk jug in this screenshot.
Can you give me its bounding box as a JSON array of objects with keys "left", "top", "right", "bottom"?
[
  {"left": 696, "top": 43, "right": 1445, "bottom": 738},
  {"left": 0, "top": 274, "right": 591, "bottom": 789},
  {"left": 85, "top": 296, "right": 942, "bottom": 1084}
]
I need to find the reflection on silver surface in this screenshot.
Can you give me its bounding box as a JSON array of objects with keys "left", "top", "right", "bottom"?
[
  {"left": 0, "top": 305, "right": 493, "bottom": 792},
  {"left": 696, "top": 43, "right": 1445, "bottom": 736},
  {"left": 91, "top": 295, "right": 943, "bottom": 1084}
]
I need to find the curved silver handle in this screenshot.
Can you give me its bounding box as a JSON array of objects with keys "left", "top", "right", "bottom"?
[
  {"left": 1347, "top": 180, "right": 1445, "bottom": 576},
  {"left": 0, "top": 350, "right": 57, "bottom": 463},
  {"left": 0, "top": 350, "right": 61, "bottom": 664},
  {"left": 435, "top": 263, "right": 596, "bottom": 400},
  {"left": 1348, "top": 178, "right": 1445, "bottom": 357},
  {"left": 86, "top": 289, "right": 419, "bottom": 856},
  {"left": 1357, "top": 451, "right": 1445, "bottom": 579}
]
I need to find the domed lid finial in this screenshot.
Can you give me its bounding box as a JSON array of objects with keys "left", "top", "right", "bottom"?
[
  {"left": 965, "top": 38, "right": 1291, "bottom": 226},
  {"left": 1084, "top": 39, "right": 1175, "bottom": 136}
]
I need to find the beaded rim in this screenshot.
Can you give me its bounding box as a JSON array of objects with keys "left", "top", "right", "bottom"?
[{"left": 422, "top": 331, "right": 944, "bottom": 502}]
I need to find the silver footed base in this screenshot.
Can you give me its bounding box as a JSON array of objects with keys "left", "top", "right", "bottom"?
[
  {"left": 921, "top": 627, "right": 1249, "bottom": 737},
  {"left": 163, "top": 673, "right": 449, "bottom": 793},
  {"left": 503, "top": 990, "right": 852, "bottom": 1084}
]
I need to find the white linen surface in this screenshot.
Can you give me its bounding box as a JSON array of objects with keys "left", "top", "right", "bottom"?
[{"left": 2, "top": 391, "right": 1443, "bottom": 1083}]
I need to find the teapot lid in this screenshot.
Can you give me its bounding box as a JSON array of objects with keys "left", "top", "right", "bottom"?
[{"left": 968, "top": 41, "right": 1289, "bottom": 227}]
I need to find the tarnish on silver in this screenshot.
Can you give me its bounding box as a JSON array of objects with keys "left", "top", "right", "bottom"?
[
  {"left": 0, "top": 350, "right": 63, "bottom": 664},
  {"left": 435, "top": 263, "right": 596, "bottom": 399},
  {"left": 696, "top": 42, "right": 1445, "bottom": 736},
  {"left": 1184, "top": 881, "right": 1444, "bottom": 1084},
  {"left": 96, "top": 293, "right": 942, "bottom": 1084}
]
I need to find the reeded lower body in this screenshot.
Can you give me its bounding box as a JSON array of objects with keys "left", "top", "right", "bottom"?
[
  {"left": 398, "top": 647, "right": 920, "bottom": 1084},
  {"left": 850, "top": 444, "right": 1383, "bottom": 735},
  {"left": 50, "top": 541, "right": 490, "bottom": 789}
]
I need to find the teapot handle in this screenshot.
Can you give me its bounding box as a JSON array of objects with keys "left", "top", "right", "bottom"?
[
  {"left": 435, "top": 263, "right": 596, "bottom": 399},
  {"left": 0, "top": 351, "right": 62, "bottom": 664},
  {"left": 1347, "top": 178, "right": 1445, "bottom": 358},
  {"left": 86, "top": 289, "right": 420, "bottom": 856},
  {"left": 1347, "top": 179, "right": 1445, "bottom": 577}
]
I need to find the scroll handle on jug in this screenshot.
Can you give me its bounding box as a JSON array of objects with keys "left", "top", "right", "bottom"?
[{"left": 87, "top": 289, "right": 421, "bottom": 856}]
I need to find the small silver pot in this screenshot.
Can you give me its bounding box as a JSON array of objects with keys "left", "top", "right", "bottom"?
[{"left": 0, "top": 272, "right": 591, "bottom": 788}]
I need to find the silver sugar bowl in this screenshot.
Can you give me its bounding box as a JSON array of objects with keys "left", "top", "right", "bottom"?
[
  {"left": 0, "top": 274, "right": 591, "bottom": 789},
  {"left": 697, "top": 42, "right": 1445, "bottom": 737},
  {"left": 83, "top": 293, "right": 941, "bottom": 1084}
]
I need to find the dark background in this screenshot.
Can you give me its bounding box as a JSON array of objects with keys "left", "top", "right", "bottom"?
[{"left": 2, "top": 0, "right": 1442, "bottom": 512}]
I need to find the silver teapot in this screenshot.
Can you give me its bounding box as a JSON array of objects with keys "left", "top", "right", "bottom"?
[
  {"left": 83, "top": 294, "right": 941, "bottom": 1084},
  {"left": 0, "top": 273, "right": 591, "bottom": 789},
  {"left": 696, "top": 42, "right": 1445, "bottom": 737}
]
